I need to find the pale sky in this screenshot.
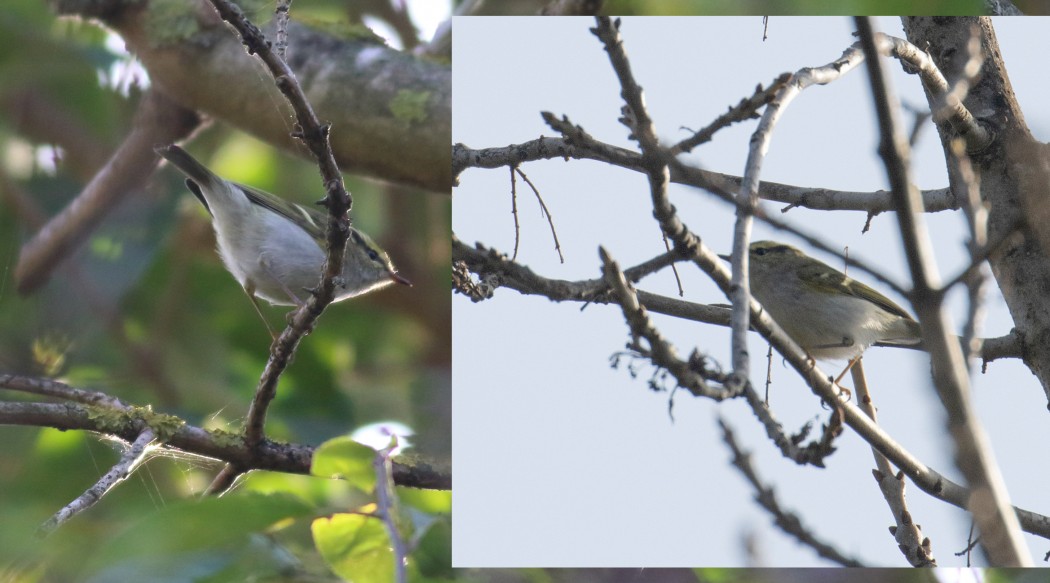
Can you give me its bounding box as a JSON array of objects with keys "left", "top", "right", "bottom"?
[{"left": 452, "top": 16, "right": 1050, "bottom": 567}]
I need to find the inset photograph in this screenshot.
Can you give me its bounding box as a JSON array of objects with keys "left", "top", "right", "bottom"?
[{"left": 453, "top": 16, "right": 1048, "bottom": 567}]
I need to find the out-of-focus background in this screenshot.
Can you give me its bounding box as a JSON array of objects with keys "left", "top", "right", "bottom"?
[
  {"left": 453, "top": 15, "right": 1050, "bottom": 568},
  {"left": 0, "top": 1, "right": 450, "bottom": 580}
]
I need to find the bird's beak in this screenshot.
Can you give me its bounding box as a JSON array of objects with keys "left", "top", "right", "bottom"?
[
  {"left": 717, "top": 253, "right": 731, "bottom": 262},
  {"left": 390, "top": 271, "right": 413, "bottom": 286}
]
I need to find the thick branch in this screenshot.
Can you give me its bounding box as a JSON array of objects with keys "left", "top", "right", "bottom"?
[
  {"left": 0, "top": 400, "right": 449, "bottom": 490},
  {"left": 453, "top": 131, "right": 956, "bottom": 215},
  {"left": 453, "top": 237, "right": 1021, "bottom": 361},
  {"left": 902, "top": 17, "right": 1050, "bottom": 405},
  {"left": 52, "top": 0, "right": 450, "bottom": 192},
  {"left": 14, "top": 90, "right": 200, "bottom": 295},
  {"left": 859, "top": 17, "right": 1029, "bottom": 566}
]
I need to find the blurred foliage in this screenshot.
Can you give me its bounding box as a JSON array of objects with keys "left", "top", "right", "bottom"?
[
  {"left": 1011, "top": 0, "right": 1049, "bottom": 14},
  {"left": 0, "top": 0, "right": 448, "bottom": 580},
  {"left": 471, "top": 0, "right": 992, "bottom": 14},
  {"left": 603, "top": 0, "right": 986, "bottom": 15}
]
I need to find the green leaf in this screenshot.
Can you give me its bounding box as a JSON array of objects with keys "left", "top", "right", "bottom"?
[
  {"left": 411, "top": 518, "right": 451, "bottom": 579},
  {"left": 313, "top": 513, "right": 394, "bottom": 583},
  {"left": 399, "top": 487, "right": 451, "bottom": 514},
  {"left": 312, "top": 436, "right": 378, "bottom": 491},
  {"left": 87, "top": 491, "right": 313, "bottom": 573}
]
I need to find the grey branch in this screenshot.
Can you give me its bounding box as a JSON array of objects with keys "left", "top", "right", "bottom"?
[
  {"left": 0, "top": 398, "right": 450, "bottom": 491},
  {"left": 719, "top": 417, "right": 866, "bottom": 567},
  {"left": 37, "top": 429, "right": 157, "bottom": 537}
]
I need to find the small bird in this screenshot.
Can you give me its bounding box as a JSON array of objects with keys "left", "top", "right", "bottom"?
[
  {"left": 723, "top": 240, "right": 922, "bottom": 383},
  {"left": 155, "top": 144, "right": 409, "bottom": 333}
]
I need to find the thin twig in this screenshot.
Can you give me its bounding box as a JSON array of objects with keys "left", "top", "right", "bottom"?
[
  {"left": 0, "top": 374, "right": 130, "bottom": 408},
  {"left": 204, "top": 0, "right": 354, "bottom": 471},
  {"left": 741, "top": 380, "right": 843, "bottom": 467},
  {"left": 510, "top": 166, "right": 521, "bottom": 261},
  {"left": 763, "top": 344, "right": 773, "bottom": 403},
  {"left": 452, "top": 259, "right": 492, "bottom": 302},
  {"left": 37, "top": 428, "right": 157, "bottom": 537},
  {"left": 274, "top": 0, "right": 291, "bottom": 61},
  {"left": 951, "top": 137, "right": 990, "bottom": 366},
  {"left": 669, "top": 72, "right": 791, "bottom": 155},
  {"left": 374, "top": 439, "right": 408, "bottom": 583},
  {"left": 878, "top": 31, "right": 992, "bottom": 153},
  {"left": 421, "top": 0, "right": 483, "bottom": 57},
  {"left": 515, "top": 166, "right": 564, "bottom": 263},
  {"left": 937, "top": 32, "right": 993, "bottom": 369},
  {"left": 718, "top": 417, "right": 866, "bottom": 567},
  {"left": 206, "top": 465, "right": 244, "bottom": 495},
  {"left": 591, "top": 17, "right": 734, "bottom": 385},
  {"left": 541, "top": 111, "right": 913, "bottom": 300},
  {"left": 601, "top": 246, "right": 842, "bottom": 466},
  {"left": 661, "top": 232, "right": 684, "bottom": 297},
  {"left": 851, "top": 361, "right": 936, "bottom": 566},
  {"left": 364, "top": 0, "right": 420, "bottom": 51},
  {"left": 599, "top": 247, "right": 735, "bottom": 400}
]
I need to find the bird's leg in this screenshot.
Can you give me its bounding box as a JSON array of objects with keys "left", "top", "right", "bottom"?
[
  {"left": 808, "top": 337, "right": 859, "bottom": 400},
  {"left": 242, "top": 280, "right": 276, "bottom": 341},
  {"left": 803, "top": 352, "right": 816, "bottom": 369},
  {"left": 831, "top": 356, "right": 862, "bottom": 401}
]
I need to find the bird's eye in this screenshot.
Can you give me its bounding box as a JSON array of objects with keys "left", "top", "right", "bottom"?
[
  {"left": 368, "top": 249, "right": 380, "bottom": 262},
  {"left": 755, "top": 248, "right": 767, "bottom": 256}
]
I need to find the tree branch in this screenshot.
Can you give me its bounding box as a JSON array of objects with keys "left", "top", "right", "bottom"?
[
  {"left": 374, "top": 439, "right": 408, "bottom": 583},
  {"left": 453, "top": 235, "right": 1050, "bottom": 541},
  {"left": 204, "top": 0, "right": 350, "bottom": 454},
  {"left": 14, "top": 90, "right": 200, "bottom": 295},
  {"left": 718, "top": 417, "right": 866, "bottom": 567},
  {"left": 453, "top": 237, "right": 1022, "bottom": 362},
  {"left": 51, "top": 0, "right": 450, "bottom": 193},
  {"left": 36, "top": 428, "right": 157, "bottom": 537},
  {"left": 851, "top": 362, "right": 936, "bottom": 566},
  {"left": 858, "top": 17, "right": 1028, "bottom": 566},
  {"left": 0, "top": 393, "right": 449, "bottom": 491},
  {"left": 453, "top": 133, "right": 958, "bottom": 214},
  {"left": 599, "top": 247, "right": 843, "bottom": 467}
]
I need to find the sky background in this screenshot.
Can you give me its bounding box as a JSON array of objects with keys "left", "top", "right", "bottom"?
[{"left": 452, "top": 17, "right": 1050, "bottom": 567}]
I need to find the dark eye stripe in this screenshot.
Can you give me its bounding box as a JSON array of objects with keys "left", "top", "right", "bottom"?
[
  {"left": 755, "top": 245, "right": 791, "bottom": 256},
  {"left": 350, "top": 230, "right": 383, "bottom": 263}
]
